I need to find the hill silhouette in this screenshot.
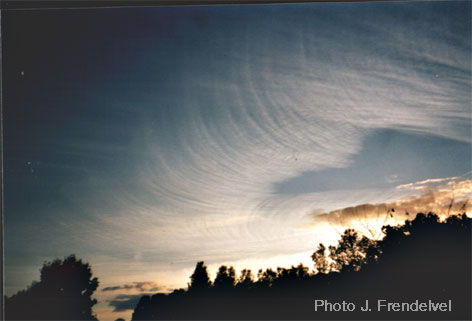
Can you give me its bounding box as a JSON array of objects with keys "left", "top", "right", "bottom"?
[{"left": 131, "top": 213, "right": 471, "bottom": 320}]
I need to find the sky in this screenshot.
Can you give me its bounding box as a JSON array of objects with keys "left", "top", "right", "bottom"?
[{"left": 2, "top": 1, "right": 471, "bottom": 320}]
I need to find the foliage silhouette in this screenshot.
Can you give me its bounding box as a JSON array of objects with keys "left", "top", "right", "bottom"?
[
  {"left": 214, "top": 265, "right": 236, "bottom": 290},
  {"left": 131, "top": 212, "right": 471, "bottom": 320},
  {"left": 311, "top": 243, "right": 329, "bottom": 274},
  {"left": 312, "top": 229, "right": 377, "bottom": 274},
  {"left": 327, "top": 229, "right": 374, "bottom": 272},
  {"left": 236, "top": 269, "right": 254, "bottom": 289},
  {"left": 5, "top": 254, "right": 99, "bottom": 320},
  {"left": 188, "top": 261, "right": 211, "bottom": 292}
]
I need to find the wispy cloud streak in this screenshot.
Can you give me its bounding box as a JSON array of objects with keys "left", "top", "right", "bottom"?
[
  {"left": 102, "top": 281, "right": 163, "bottom": 293},
  {"left": 4, "top": 4, "right": 471, "bottom": 319},
  {"left": 35, "top": 0, "right": 470, "bottom": 283}
]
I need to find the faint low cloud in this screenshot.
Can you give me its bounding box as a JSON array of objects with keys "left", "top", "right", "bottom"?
[
  {"left": 107, "top": 293, "right": 152, "bottom": 312},
  {"left": 102, "top": 281, "right": 163, "bottom": 293},
  {"left": 304, "top": 179, "right": 471, "bottom": 239},
  {"left": 385, "top": 174, "right": 399, "bottom": 184},
  {"left": 396, "top": 176, "right": 460, "bottom": 190}
]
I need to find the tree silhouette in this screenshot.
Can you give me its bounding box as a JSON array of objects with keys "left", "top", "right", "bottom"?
[
  {"left": 256, "top": 268, "right": 277, "bottom": 287},
  {"left": 132, "top": 212, "right": 471, "bottom": 320},
  {"left": 188, "top": 261, "right": 211, "bottom": 292},
  {"left": 236, "top": 269, "right": 254, "bottom": 289},
  {"left": 5, "top": 254, "right": 99, "bottom": 320},
  {"left": 311, "top": 229, "right": 374, "bottom": 274},
  {"left": 328, "top": 229, "right": 373, "bottom": 272},
  {"left": 213, "top": 265, "right": 236, "bottom": 290},
  {"left": 311, "top": 243, "right": 329, "bottom": 274}
]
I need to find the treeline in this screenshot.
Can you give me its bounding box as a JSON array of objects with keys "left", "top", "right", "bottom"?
[
  {"left": 132, "top": 213, "right": 471, "bottom": 320},
  {"left": 4, "top": 213, "right": 471, "bottom": 320}
]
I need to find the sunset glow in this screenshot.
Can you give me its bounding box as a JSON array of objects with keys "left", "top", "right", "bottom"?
[{"left": 3, "top": 1, "right": 470, "bottom": 320}]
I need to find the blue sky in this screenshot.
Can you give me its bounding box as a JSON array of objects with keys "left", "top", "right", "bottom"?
[{"left": 3, "top": 1, "right": 471, "bottom": 320}]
